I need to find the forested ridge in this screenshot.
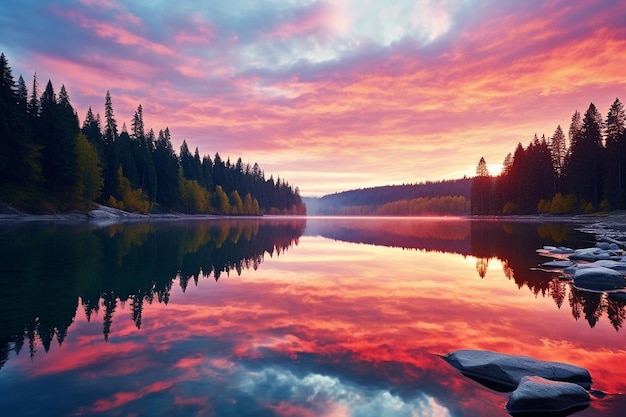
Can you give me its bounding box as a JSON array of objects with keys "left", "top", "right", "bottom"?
[
  {"left": 0, "top": 53, "right": 305, "bottom": 215},
  {"left": 471, "top": 98, "right": 626, "bottom": 215},
  {"left": 304, "top": 178, "right": 471, "bottom": 215}
]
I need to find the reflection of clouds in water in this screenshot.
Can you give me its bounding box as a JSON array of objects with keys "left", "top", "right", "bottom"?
[{"left": 238, "top": 366, "right": 451, "bottom": 417}]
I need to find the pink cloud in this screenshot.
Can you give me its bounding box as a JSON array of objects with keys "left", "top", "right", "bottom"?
[
  {"left": 266, "top": 2, "right": 336, "bottom": 39},
  {"left": 54, "top": 7, "right": 172, "bottom": 56},
  {"left": 174, "top": 15, "right": 217, "bottom": 45},
  {"left": 89, "top": 380, "right": 176, "bottom": 413},
  {"left": 9, "top": 0, "right": 625, "bottom": 196}
]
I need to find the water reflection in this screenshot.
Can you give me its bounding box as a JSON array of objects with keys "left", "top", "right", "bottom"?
[
  {"left": 305, "top": 217, "right": 626, "bottom": 331},
  {"left": 1, "top": 217, "right": 625, "bottom": 417},
  {"left": 0, "top": 218, "right": 305, "bottom": 367}
]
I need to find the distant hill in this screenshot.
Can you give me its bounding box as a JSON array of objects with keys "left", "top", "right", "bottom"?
[{"left": 304, "top": 178, "right": 472, "bottom": 215}]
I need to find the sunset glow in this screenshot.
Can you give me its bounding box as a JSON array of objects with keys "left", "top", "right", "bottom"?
[
  {"left": 8, "top": 232, "right": 625, "bottom": 416},
  {"left": 2, "top": 218, "right": 625, "bottom": 415},
  {"left": 1, "top": 1, "right": 625, "bottom": 195}
]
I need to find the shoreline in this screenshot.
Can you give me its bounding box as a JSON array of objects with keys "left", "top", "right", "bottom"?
[
  {"left": 3, "top": 206, "right": 626, "bottom": 228},
  {"left": 0, "top": 205, "right": 258, "bottom": 223}
]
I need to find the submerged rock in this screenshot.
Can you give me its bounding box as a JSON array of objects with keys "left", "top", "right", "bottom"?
[
  {"left": 441, "top": 350, "right": 592, "bottom": 390},
  {"left": 598, "top": 235, "right": 626, "bottom": 250},
  {"left": 506, "top": 376, "right": 590, "bottom": 415},
  {"left": 596, "top": 241, "right": 621, "bottom": 251},
  {"left": 562, "top": 261, "right": 626, "bottom": 279},
  {"left": 573, "top": 266, "right": 626, "bottom": 291},
  {"left": 569, "top": 247, "right": 623, "bottom": 262},
  {"left": 589, "top": 259, "right": 626, "bottom": 272},
  {"left": 537, "top": 246, "right": 575, "bottom": 259},
  {"left": 540, "top": 260, "right": 575, "bottom": 270}
]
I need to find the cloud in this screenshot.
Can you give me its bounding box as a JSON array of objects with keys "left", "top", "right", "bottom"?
[{"left": 1, "top": 0, "right": 625, "bottom": 195}]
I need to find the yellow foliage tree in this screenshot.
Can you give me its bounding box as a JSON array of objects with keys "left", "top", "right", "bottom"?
[
  {"left": 229, "top": 190, "right": 243, "bottom": 215},
  {"left": 75, "top": 133, "right": 103, "bottom": 208},
  {"left": 109, "top": 167, "right": 150, "bottom": 213},
  {"left": 213, "top": 185, "right": 231, "bottom": 214},
  {"left": 180, "top": 177, "right": 212, "bottom": 213}
]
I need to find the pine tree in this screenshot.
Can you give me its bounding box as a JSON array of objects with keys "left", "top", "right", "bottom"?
[
  {"left": 604, "top": 98, "right": 626, "bottom": 206},
  {"left": 27, "top": 72, "right": 40, "bottom": 118},
  {"left": 563, "top": 103, "right": 604, "bottom": 208},
  {"left": 82, "top": 107, "right": 102, "bottom": 144},
  {"left": 0, "top": 57, "right": 40, "bottom": 196},
  {"left": 510, "top": 143, "right": 528, "bottom": 212},
  {"left": 0, "top": 53, "right": 19, "bottom": 183},
  {"left": 116, "top": 130, "right": 139, "bottom": 187},
  {"left": 131, "top": 104, "right": 145, "bottom": 140},
  {"left": 179, "top": 140, "right": 197, "bottom": 181},
  {"left": 550, "top": 125, "right": 566, "bottom": 179},
  {"left": 103, "top": 90, "right": 117, "bottom": 144},
  {"left": 568, "top": 110, "right": 582, "bottom": 152},
  {"left": 101, "top": 91, "right": 120, "bottom": 201},
  {"left": 471, "top": 157, "right": 492, "bottom": 215},
  {"left": 16, "top": 75, "right": 28, "bottom": 107},
  {"left": 201, "top": 155, "right": 214, "bottom": 190},
  {"left": 153, "top": 127, "right": 180, "bottom": 210},
  {"left": 37, "top": 81, "right": 79, "bottom": 200}
]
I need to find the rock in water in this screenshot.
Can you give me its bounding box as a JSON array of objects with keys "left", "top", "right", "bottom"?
[
  {"left": 573, "top": 266, "right": 626, "bottom": 291},
  {"left": 506, "top": 376, "right": 590, "bottom": 414},
  {"left": 441, "top": 350, "right": 592, "bottom": 390},
  {"left": 540, "top": 260, "right": 575, "bottom": 270}
]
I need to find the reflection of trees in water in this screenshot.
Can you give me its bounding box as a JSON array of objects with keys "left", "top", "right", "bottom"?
[
  {"left": 0, "top": 219, "right": 305, "bottom": 366},
  {"left": 470, "top": 221, "right": 626, "bottom": 331},
  {"left": 569, "top": 288, "right": 625, "bottom": 330},
  {"left": 310, "top": 218, "right": 626, "bottom": 331},
  {"left": 305, "top": 218, "right": 471, "bottom": 254},
  {"left": 475, "top": 258, "right": 489, "bottom": 278}
]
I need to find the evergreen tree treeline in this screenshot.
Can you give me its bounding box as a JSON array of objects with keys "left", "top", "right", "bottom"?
[
  {"left": 306, "top": 178, "right": 471, "bottom": 215},
  {"left": 471, "top": 97, "right": 626, "bottom": 215},
  {"left": 0, "top": 53, "right": 305, "bottom": 215}
]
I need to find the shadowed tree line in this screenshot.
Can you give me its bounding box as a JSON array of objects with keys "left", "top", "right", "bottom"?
[
  {"left": 470, "top": 221, "right": 626, "bottom": 331},
  {"left": 305, "top": 178, "right": 472, "bottom": 215},
  {"left": 308, "top": 218, "right": 626, "bottom": 330},
  {"left": 0, "top": 218, "right": 305, "bottom": 369},
  {"left": 0, "top": 53, "right": 305, "bottom": 215},
  {"left": 472, "top": 98, "right": 626, "bottom": 214}
]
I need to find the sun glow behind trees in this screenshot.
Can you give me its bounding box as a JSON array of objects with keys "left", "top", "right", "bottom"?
[{"left": 471, "top": 98, "right": 626, "bottom": 215}]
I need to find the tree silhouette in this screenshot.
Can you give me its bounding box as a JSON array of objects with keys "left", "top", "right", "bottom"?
[
  {"left": 471, "top": 157, "right": 492, "bottom": 214},
  {"left": 603, "top": 98, "right": 626, "bottom": 207}
]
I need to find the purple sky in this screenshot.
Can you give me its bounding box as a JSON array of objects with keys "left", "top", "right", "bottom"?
[{"left": 1, "top": 0, "right": 625, "bottom": 196}]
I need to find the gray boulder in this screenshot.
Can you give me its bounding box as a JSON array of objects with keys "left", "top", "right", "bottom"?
[
  {"left": 596, "top": 241, "right": 620, "bottom": 251},
  {"left": 573, "top": 266, "right": 626, "bottom": 291},
  {"left": 569, "top": 247, "right": 622, "bottom": 262},
  {"left": 441, "top": 350, "right": 592, "bottom": 390},
  {"left": 590, "top": 259, "right": 626, "bottom": 272},
  {"left": 506, "top": 376, "right": 590, "bottom": 414},
  {"left": 540, "top": 260, "right": 575, "bottom": 270},
  {"left": 536, "top": 246, "right": 575, "bottom": 258}
]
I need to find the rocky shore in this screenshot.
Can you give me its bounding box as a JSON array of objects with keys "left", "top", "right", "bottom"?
[{"left": 0, "top": 204, "right": 233, "bottom": 223}]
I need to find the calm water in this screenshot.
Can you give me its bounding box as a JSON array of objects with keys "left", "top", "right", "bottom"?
[{"left": 0, "top": 217, "right": 624, "bottom": 417}]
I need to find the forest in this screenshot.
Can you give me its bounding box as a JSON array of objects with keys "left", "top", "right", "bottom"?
[
  {"left": 304, "top": 178, "right": 471, "bottom": 215},
  {"left": 0, "top": 218, "right": 306, "bottom": 362},
  {"left": 471, "top": 97, "right": 626, "bottom": 215},
  {"left": 0, "top": 53, "right": 305, "bottom": 215}
]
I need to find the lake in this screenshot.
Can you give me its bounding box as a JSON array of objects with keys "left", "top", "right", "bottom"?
[{"left": 0, "top": 217, "right": 624, "bottom": 416}]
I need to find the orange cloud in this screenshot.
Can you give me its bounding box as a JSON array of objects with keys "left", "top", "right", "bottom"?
[
  {"left": 6, "top": 0, "right": 626, "bottom": 196},
  {"left": 89, "top": 380, "right": 176, "bottom": 413}
]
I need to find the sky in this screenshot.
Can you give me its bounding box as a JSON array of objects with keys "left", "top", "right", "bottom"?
[{"left": 1, "top": 0, "right": 625, "bottom": 197}]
